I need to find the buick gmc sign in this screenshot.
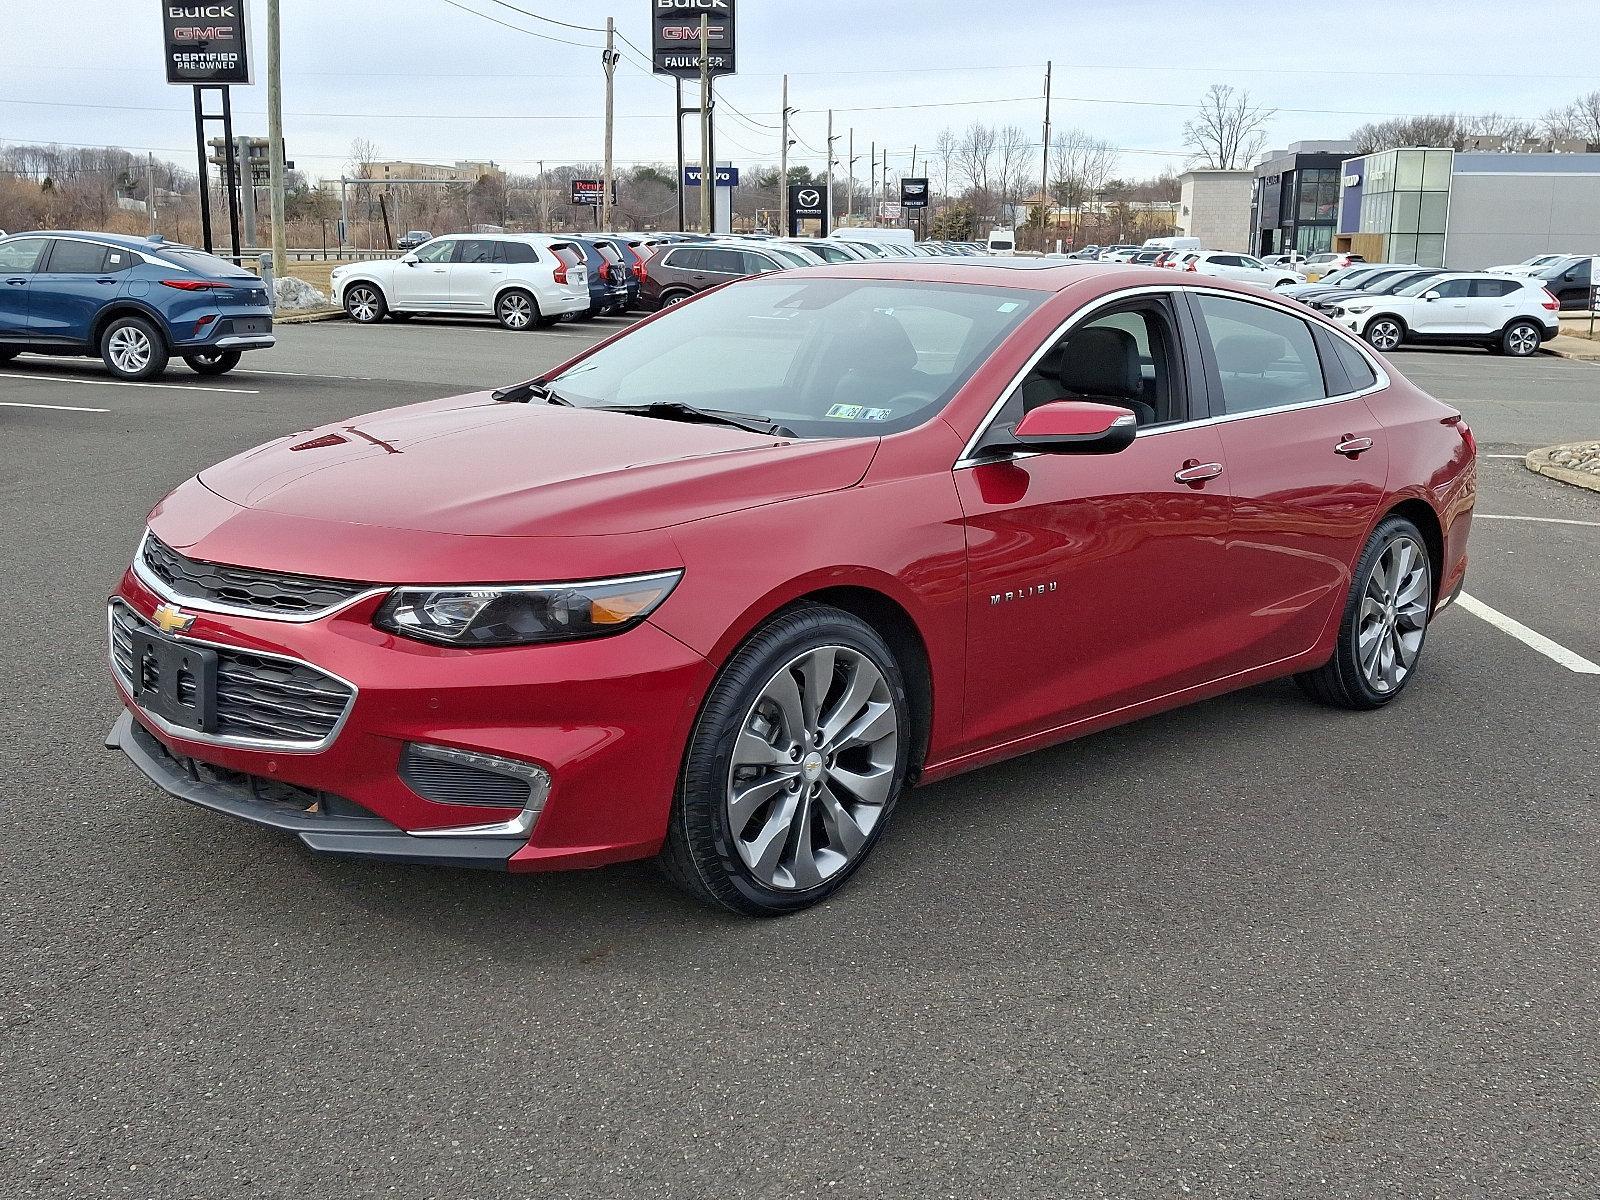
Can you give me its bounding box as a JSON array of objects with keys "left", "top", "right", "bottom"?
[
  {"left": 652, "top": 0, "right": 736, "bottom": 79},
  {"left": 162, "top": 2, "right": 254, "bottom": 86}
]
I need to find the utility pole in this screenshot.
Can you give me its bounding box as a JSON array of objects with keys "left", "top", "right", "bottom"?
[
  {"left": 265, "top": 0, "right": 287, "bottom": 278},
  {"left": 1040, "top": 60, "right": 1053, "bottom": 251},
  {"left": 698, "top": 15, "right": 712, "bottom": 234},
  {"left": 601, "top": 16, "right": 619, "bottom": 233},
  {"left": 237, "top": 134, "right": 258, "bottom": 249},
  {"left": 824, "top": 109, "right": 835, "bottom": 234},
  {"left": 869, "top": 140, "right": 876, "bottom": 220},
  {"left": 779, "top": 74, "right": 789, "bottom": 236},
  {"left": 847, "top": 128, "right": 856, "bottom": 221},
  {"left": 147, "top": 152, "right": 157, "bottom": 237}
]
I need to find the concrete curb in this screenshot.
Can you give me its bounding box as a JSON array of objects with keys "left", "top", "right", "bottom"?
[
  {"left": 1525, "top": 443, "right": 1600, "bottom": 495},
  {"left": 274, "top": 309, "right": 346, "bottom": 325}
]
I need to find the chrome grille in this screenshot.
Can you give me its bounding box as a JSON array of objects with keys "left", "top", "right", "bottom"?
[
  {"left": 139, "top": 533, "right": 373, "bottom": 618},
  {"left": 110, "top": 600, "right": 356, "bottom": 750}
]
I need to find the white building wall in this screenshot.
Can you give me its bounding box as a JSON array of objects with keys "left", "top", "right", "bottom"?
[{"left": 1176, "top": 171, "right": 1255, "bottom": 252}]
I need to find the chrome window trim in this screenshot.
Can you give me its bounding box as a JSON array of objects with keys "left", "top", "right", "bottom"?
[
  {"left": 108, "top": 598, "right": 359, "bottom": 755},
  {"left": 954, "top": 283, "right": 1392, "bottom": 470},
  {"left": 132, "top": 530, "right": 390, "bottom": 624}
]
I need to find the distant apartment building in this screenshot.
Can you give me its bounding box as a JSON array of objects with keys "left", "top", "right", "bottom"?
[
  {"left": 1175, "top": 169, "right": 1254, "bottom": 252},
  {"left": 363, "top": 160, "right": 503, "bottom": 189}
]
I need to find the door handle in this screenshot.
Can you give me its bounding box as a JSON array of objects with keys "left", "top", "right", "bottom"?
[
  {"left": 488, "top": 269, "right": 503, "bottom": 275},
  {"left": 1174, "top": 460, "right": 1224, "bottom": 485},
  {"left": 1335, "top": 435, "right": 1374, "bottom": 457},
  {"left": 4, "top": 278, "right": 25, "bottom": 286}
]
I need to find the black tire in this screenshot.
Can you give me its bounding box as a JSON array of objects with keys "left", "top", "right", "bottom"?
[
  {"left": 495, "top": 288, "right": 539, "bottom": 331},
  {"left": 343, "top": 283, "right": 387, "bottom": 323},
  {"left": 182, "top": 349, "right": 242, "bottom": 376},
  {"left": 1296, "top": 514, "right": 1433, "bottom": 710},
  {"left": 99, "top": 315, "right": 169, "bottom": 380},
  {"left": 1363, "top": 316, "right": 1405, "bottom": 353},
  {"left": 0, "top": 349, "right": 18, "bottom": 363},
  {"left": 570, "top": 308, "right": 598, "bottom": 323},
  {"left": 388, "top": 311, "right": 414, "bottom": 322},
  {"left": 1498, "top": 319, "right": 1542, "bottom": 358},
  {"left": 659, "top": 289, "right": 692, "bottom": 308},
  {"left": 659, "top": 603, "right": 914, "bottom": 917}
]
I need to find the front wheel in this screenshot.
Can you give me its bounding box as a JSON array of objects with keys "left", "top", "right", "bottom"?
[
  {"left": 1364, "top": 317, "right": 1405, "bottom": 352},
  {"left": 100, "top": 315, "right": 169, "bottom": 380},
  {"left": 1499, "top": 320, "right": 1542, "bottom": 358},
  {"left": 182, "top": 349, "right": 242, "bottom": 376},
  {"left": 495, "top": 289, "right": 539, "bottom": 331},
  {"left": 343, "top": 283, "right": 386, "bottom": 323},
  {"left": 660, "top": 604, "right": 912, "bottom": 916},
  {"left": 1296, "top": 515, "right": 1433, "bottom": 710}
]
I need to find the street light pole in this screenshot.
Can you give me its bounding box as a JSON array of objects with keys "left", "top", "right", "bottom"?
[
  {"left": 265, "top": 0, "right": 287, "bottom": 278},
  {"left": 779, "top": 74, "right": 789, "bottom": 236},
  {"left": 825, "top": 109, "right": 835, "bottom": 234},
  {"left": 1040, "top": 60, "right": 1053, "bottom": 251},
  {"left": 847, "top": 128, "right": 855, "bottom": 222},
  {"left": 601, "top": 16, "right": 619, "bottom": 233}
]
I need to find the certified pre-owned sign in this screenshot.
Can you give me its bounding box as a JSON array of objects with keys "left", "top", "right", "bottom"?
[
  {"left": 162, "top": 2, "right": 254, "bottom": 86},
  {"left": 652, "top": 0, "right": 736, "bottom": 79}
]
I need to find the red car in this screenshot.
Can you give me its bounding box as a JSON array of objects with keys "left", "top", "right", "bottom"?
[{"left": 108, "top": 261, "right": 1475, "bottom": 916}]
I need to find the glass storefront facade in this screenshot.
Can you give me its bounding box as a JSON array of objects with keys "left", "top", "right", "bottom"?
[
  {"left": 1251, "top": 152, "right": 1349, "bottom": 256},
  {"left": 1352, "top": 149, "right": 1453, "bottom": 265}
]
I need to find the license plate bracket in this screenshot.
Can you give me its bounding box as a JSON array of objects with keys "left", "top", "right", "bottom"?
[{"left": 130, "top": 632, "right": 218, "bottom": 734}]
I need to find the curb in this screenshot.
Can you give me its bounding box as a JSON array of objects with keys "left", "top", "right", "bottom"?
[
  {"left": 1525, "top": 443, "right": 1600, "bottom": 495},
  {"left": 274, "top": 309, "right": 346, "bottom": 325}
]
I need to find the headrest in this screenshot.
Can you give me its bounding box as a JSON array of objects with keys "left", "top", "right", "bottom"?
[{"left": 1058, "top": 326, "right": 1142, "bottom": 400}]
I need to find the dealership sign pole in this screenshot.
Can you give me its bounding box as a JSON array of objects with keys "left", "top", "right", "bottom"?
[
  {"left": 652, "top": 0, "right": 736, "bottom": 232},
  {"left": 163, "top": 2, "right": 255, "bottom": 257}
]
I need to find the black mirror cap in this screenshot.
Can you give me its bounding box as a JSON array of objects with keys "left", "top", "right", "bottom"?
[{"left": 1010, "top": 419, "right": 1138, "bottom": 456}]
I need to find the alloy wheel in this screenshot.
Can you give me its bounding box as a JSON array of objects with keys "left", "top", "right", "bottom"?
[
  {"left": 1368, "top": 320, "right": 1402, "bottom": 351},
  {"left": 347, "top": 288, "right": 379, "bottom": 321},
  {"left": 108, "top": 326, "right": 152, "bottom": 374},
  {"left": 1507, "top": 324, "right": 1540, "bottom": 356},
  {"left": 726, "top": 645, "right": 899, "bottom": 891},
  {"left": 1357, "top": 536, "right": 1429, "bottom": 694},
  {"left": 499, "top": 293, "right": 532, "bottom": 329}
]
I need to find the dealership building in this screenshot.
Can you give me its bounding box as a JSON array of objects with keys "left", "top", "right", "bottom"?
[
  {"left": 1334, "top": 148, "right": 1600, "bottom": 268},
  {"left": 1248, "top": 141, "right": 1357, "bottom": 257},
  {"left": 1175, "top": 169, "right": 1254, "bottom": 252}
]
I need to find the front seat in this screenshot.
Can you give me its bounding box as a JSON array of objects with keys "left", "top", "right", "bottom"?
[
  {"left": 1054, "top": 325, "right": 1156, "bottom": 425},
  {"left": 824, "top": 312, "right": 922, "bottom": 411}
]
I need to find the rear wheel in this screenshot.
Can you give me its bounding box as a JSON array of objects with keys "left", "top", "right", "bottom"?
[
  {"left": 1296, "top": 515, "right": 1432, "bottom": 710},
  {"left": 660, "top": 289, "right": 692, "bottom": 308},
  {"left": 1499, "top": 319, "right": 1542, "bottom": 358},
  {"left": 182, "top": 349, "right": 242, "bottom": 376},
  {"left": 495, "top": 289, "right": 539, "bottom": 331},
  {"left": 343, "top": 283, "right": 386, "bottom": 323},
  {"left": 100, "top": 315, "right": 169, "bottom": 380},
  {"left": 1364, "top": 317, "right": 1405, "bottom": 352},
  {"left": 660, "top": 604, "right": 912, "bottom": 916}
]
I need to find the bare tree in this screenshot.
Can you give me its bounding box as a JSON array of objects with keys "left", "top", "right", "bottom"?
[
  {"left": 954, "top": 121, "right": 996, "bottom": 219},
  {"left": 1350, "top": 114, "right": 1461, "bottom": 154},
  {"left": 933, "top": 126, "right": 957, "bottom": 205},
  {"left": 1461, "top": 112, "right": 1538, "bottom": 151},
  {"left": 1183, "top": 84, "right": 1274, "bottom": 170},
  {"left": 1542, "top": 90, "right": 1600, "bottom": 144},
  {"left": 1049, "top": 127, "right": 1116, "bottom": 214},
  {"left": 347, "top": 137, "right": 380, "bottom": 180},
  {"left": 993, "top": 124, "right": 1036, "bottom": 219}
]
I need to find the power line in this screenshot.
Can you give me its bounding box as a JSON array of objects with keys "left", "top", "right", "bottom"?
[
  {"left": 474, "top": 0, "right": 605, "bottom": 34},
  {"left": 433, "top": 0, "right": 602, "bottom": 49}
]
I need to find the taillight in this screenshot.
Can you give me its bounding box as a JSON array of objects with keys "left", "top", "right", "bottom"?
[
  {"left": 598, "top": 261, "right": 611, "bottom": 282},
  {"left": 633, "top": 256, "right": 649, "bottom": 283},
  {"left": 160, "top": 278, "right": 232, "bottom": 291},
  {"left": 551, "top": 251, "right": 570, "bottom": 285},
  {"left": 1541, "top": 288, "right": 1560, "bottom": 311},
  {"left": 1186, "top": 260, "right": 1198, "bottom": 272}
]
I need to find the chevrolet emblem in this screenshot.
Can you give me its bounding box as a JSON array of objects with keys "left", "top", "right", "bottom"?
[{"left": 152, "top": 603, "right": 196, "bottom": 635}]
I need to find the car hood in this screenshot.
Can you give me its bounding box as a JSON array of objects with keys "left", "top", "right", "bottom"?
[{"left": 197, "top": 392, "right": 879, "bottom": 539}]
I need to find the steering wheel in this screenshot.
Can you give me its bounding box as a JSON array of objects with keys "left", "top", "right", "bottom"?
[{"left": 881, "top": 388, "right": 940, "bottom": 410}]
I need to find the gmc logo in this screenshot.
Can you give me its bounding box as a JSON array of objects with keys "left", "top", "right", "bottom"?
[
  {"left": 174, "top": 26, "right": 235, "bottom": 41},
  {"left": 662, "top": 24, "right": 725, "bottom": 40},
  {"left": 169, "top": 4, "right": 236, "bottom": 15}
]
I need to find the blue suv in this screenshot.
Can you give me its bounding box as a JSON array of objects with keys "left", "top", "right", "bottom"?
[{"left": 0, "top": 232, "right": 274, "bottom": 379}]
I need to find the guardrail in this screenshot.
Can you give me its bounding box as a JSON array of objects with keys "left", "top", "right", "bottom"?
[{"left": 218, "top": 248, "right": 401, "bottom": 264}]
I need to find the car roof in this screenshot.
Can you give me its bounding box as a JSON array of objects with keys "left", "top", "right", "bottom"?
[
  {"left": 770, "top": 258, "right": 1196, "bottom": 292},
  {"left": 18, "top": 230, "right": 188, "bottom": 253}
]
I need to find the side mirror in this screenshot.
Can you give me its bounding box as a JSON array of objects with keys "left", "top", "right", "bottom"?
[
  {"left": 401, "top": 253, "right": 420, "bottom": 266},
  {"left": 1006, "top": 400, "right": 1138, "bottom": 455},
  {"left": 1422, "top": 290, "right": 1441, "bottom": 301}
]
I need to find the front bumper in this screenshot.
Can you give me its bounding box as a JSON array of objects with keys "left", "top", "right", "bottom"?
[{"left": 108, "top": 569, "right": 715, "bottom": 872}]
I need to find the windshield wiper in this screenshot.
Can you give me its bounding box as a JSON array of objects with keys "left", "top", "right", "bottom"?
[
  {"left": 491, "top": 379, "right": 572, "bottom": 405},
  {"left": 597, "top": 402, "right": 794, "bottom": 438}
]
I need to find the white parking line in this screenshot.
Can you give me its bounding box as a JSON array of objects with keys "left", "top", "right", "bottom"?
[
  {"left": 1482, "top": 454, "right": 1526, "bottom": 460},
  {"left": 3, "top": 372, "right": 259, "bottom": 395},
  {"left": 1458, "top": 593, "right": 1600, "bottom": 674},
  {"left": 1476, "top": 514, "right": 1600, "bottom": 528},
  {"left": 235, "top": 368, "right": 371, "bottom": 380},
  {"left": 0, "top": 399, "right": 109, "bottom": 413}
]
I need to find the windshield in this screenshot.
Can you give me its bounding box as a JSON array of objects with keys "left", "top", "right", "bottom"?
[
  {"left": 1371, "top": 271, "right": 1436, "bottom": 293},
  {"left": 542, "top": 277, "right": 1043, "bottom": 439},
  {"left": 1396, "top": 275, "right": 1456, "bottom": 296}
]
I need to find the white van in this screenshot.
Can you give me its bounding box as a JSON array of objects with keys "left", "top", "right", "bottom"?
[
  {"left": 1142, "top": 236, "right": 1202, "bottom": 251},
  {"left": 987, "top": 228, "right": 1016, "bottom": 256}
]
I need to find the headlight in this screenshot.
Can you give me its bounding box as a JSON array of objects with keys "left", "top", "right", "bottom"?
[
  {"left": 374, "top": 571, "right": 682, "bottom": 647},
  {"left": 1342, "top": 302, "right": 1374, "bottom": 314}
]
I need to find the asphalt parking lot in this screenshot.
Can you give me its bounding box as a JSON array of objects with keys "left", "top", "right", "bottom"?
[{"left": 2, "top": 319, "right": 1597, "bottom": 1198}]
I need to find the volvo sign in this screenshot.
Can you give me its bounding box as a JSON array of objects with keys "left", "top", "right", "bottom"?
[
  {"left": 162, "top": 2, "right": 254, "bottom": 86},
  {"left": 652, "top": 0, "right": 736, "bottom": 79}
]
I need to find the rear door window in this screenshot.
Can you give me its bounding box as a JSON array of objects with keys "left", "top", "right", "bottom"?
[
  {"left": 700, "top": 249, "right": 746, "bottom": 275},
  {"left": 44, "top": 240, "right": 112, "bottom": 274},
  {"left": 455, "top": 240, "right": 498, "bottom": 265},
  {"left": 1192, "top": 294, "right": 1328, "bottom": 415}
]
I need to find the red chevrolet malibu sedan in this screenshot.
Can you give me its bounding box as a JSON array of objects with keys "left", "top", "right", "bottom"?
[{"left": 108, "top": 260, "right": 1475, "bottom": 915}]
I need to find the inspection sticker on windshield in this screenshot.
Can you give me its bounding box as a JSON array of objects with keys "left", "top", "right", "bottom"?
[{"left": 825, "top": 405, "right": 894, "bottom": 421}]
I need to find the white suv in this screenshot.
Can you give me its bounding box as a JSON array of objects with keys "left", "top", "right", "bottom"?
[
  {"left": 1328, "top": 272, "right": 1561, "bottom": 357},
  {"left": 1183, "top": 251, "right": 1304, "bottom": 289},
  {"left": 332, "top": 234, "right": 590, "bottom": 330}
]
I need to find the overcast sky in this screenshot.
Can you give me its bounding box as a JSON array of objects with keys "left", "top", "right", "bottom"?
[{"left": 4, "top": 0, "right": 1597, "bottom": 182}]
